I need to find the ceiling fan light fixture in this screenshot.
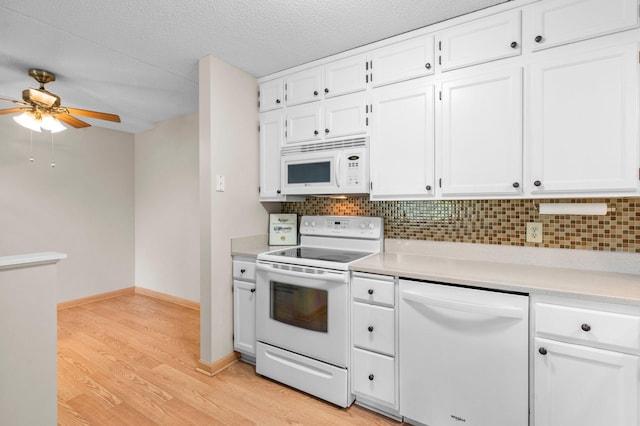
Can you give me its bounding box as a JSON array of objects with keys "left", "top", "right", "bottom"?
[
  {"left": 40, "top": 113, "right": 66, "bottom": 133},
  {"left": 13, "top": 111, "right": 42, "bottom": 132}
]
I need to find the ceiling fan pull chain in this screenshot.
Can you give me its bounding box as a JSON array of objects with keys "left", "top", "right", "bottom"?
[
  {"left": 50, "top": 132, "right": 56, "bottom": 168},
  {"left": 29, "top": 130, "right": 35, "bottom": 163}
]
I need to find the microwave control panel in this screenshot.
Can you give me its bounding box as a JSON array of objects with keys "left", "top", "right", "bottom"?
[{"left": 344, "top": 151, "right": 366, "bottom": 187}]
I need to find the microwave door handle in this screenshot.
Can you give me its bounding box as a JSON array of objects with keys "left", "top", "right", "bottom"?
[
  {"left": 256, "top": 263, "right": 346, "bottom": 283},
  {"left": 335, "top": 156, "right": 341, "bottom": 188}
]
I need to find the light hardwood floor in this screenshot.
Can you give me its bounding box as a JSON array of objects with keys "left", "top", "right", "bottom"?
[{"left": 58, "top": 293, "right": 401, "bottom": 425}]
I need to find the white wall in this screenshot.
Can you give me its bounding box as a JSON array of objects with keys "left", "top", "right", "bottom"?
[
  {"left": 135, "top": 113, "right": 200, "bottom": 302},
  {"left": 199, "top": 55, "right": 270, "bottom": 364},
  {"left": 0, "top": 116, "right": 135, "bottom": 302}
]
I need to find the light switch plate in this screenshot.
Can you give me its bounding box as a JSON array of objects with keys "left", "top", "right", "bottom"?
[
  {"left": 526, "top": 222, "right": 543, "bottom": 243},
  {"left": 216, "top": 175, "right": 225, "bottom": 192}
]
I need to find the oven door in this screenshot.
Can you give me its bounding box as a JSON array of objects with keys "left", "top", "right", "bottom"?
[{"left": 256, "top": 261, "right": 349, "bottom": 367}]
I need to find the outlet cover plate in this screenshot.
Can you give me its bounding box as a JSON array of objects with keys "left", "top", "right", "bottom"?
[{"left": 526, "top": 222, "right": 543, "bottom": 243}]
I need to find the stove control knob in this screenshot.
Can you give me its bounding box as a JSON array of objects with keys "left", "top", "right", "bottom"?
[
  {"left": 360, "top": 222, "right": 367, "bottom": 229},
  {"left": 303, "top": 220, "right": 309, "bottom": 227},
  {"left": 368, "top": 223, "right": 375, "bottom": 230},
  {"left": 311, "top": 221, "right": 316, "bottom": 227}
]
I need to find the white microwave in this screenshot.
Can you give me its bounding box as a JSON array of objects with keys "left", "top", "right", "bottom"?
[{"left": 281, "top": 139, "right": 369, "bottom": 195}]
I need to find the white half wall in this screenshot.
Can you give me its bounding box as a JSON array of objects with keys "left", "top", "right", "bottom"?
[
  {"left": 0, "top": 116, "right": 135, "bottom": 302},
  {"left": 135, "top": 113, "right": 200, "bottom": 302},
  {"left": 199, "top": 55, "right": 270, "bottom": 364}
]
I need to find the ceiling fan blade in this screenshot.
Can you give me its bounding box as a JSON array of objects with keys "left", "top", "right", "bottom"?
[
  {"left": 0, "top": 97, "right": 29, "bottom": 106},
  {"left": 65, "top": 107, "right": 121, "bottom": 123},
  {"left": 56, "top": 113, "right": 91, "bottom": 128},
  {"left": 0, "top": 107, "right": 28, "bottom": 115}
]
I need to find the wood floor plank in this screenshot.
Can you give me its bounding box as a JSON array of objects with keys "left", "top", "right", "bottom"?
[{"left": 58, "top": 293, "right": 402, "bottom": 425}]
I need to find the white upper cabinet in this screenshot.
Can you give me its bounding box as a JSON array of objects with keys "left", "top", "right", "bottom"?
[
  {"left": 530, "top": 0, "right": 638, "bottom": 51},
  {"left": 437, "top": 10, "right": 522, "bottom": 72},
  {"left": 259, "top": 110, "right": 286, "bottom": 200},
  {"left": 440, "top": 67, "right": 523, "bottom": 197},
  {"left": 285, "top": 103, "right": 322, "bottom": 144},
  {"left": 286, "top": 68, "right": 323, "bottom": 106},
  {"left": 323, "top": 92, "right": 367, "bottom": 140},
  {"left": 528, "top": 42, "right": 639, "bottom": 195},
  {"left": 370, "top": 78, "right": 435, "bottom": 200},
  {"left": 369, "top": 35, "right": 435, "bottom": 88},
  {"left": 259, "top": 79, "right": 284, "bottom": 112},
  {"left": 324, "top": 55, "right": 368, "bottom": 98}
]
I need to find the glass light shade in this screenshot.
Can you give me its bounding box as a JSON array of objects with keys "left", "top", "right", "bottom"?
[
  {"left": 13, "top": 111, "right": 42, "bottom": 132},
  {"left": 40, "top": 114, "right": 66, "bottom": 133}
]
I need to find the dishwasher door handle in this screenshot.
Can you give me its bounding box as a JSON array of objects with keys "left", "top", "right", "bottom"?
[{"left": 401, "top": 290, "right": 524, "bottom": 319}]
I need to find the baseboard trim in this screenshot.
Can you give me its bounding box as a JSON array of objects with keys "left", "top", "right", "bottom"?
[
  {"left": 57, "top": 287, "right": 135, "bottom": 310},
  {"left": 134, "top": 287, "right": 200, "bottom": 311},
  {"left": 196, "top": 352, "right": 240, "bottom": 377}
]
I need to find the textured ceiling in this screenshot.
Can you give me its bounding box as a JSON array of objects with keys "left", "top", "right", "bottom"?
[{"left": 0, "top": 0, "right": 508, "bottom": 133}]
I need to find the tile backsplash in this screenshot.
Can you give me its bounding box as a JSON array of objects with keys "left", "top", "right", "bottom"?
[{"left": 281, "top": 197, "right": 640, "bottom": 253}]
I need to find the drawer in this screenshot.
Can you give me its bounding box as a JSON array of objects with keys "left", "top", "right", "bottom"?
[
  {"left": 233, "top": 260, "right": 256, "bottom": 281},
  {"left": 352, "top": 274, "right": 395, "bottom": 307},
  {"left": 535, "top": 302, "right": 640, "bottom": 353},
  {"left": 352, "top": 347, "right": 396, "bottom": 407},
  {"left": 352, "top": 302, "right": 395, "bottom": 356}
]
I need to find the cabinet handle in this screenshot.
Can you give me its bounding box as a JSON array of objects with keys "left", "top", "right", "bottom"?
[
  {"left": 276, "top": 190, "right": 281, "bottom": 194},
  {"left": 538, "top": 347, "right": 547, "bottom": 355},
  {"left": 324, "top": 88, "right": 329, "bottom": 94},
  {"left": 581, "top": 323, "right": 591, "bottom": 332},
  {"left": 240, "top": 268, "right": 246, "bottom": 273},
  {"left": 368, "top": 374, "right": 374, "bottom": 381},
  {"left": 325, "top": 128, "right": 330, "bottom": 134},
  {"left": 512, "top": 182, "right": 520, "bottom": 188},
  {"left": 314, "top": 130, "right": 319, "bottom": 135},
  {"left": 425, "top": 63, "right": 431, "bottom": 69},
  {"left": 250, "top": 288, "right": 256, "bottom": 293},
  {"left": 510, "top": 41, "right": 518, "bottom": 49},
  {"left": 367, "top": 289, "right": 374, "bottom": 295},
  {"left": 534, "top": 180, "right": 542, "bottom": 187},
  {"left": 368, "top": 326, "right": 374, "bottom": 332},
  {"left": 535, "top": 35, "right": 543, "bottom": 43},
  {"left": 313, "top": 90, "right": 319, "bottom": 96},
  {"left": 276, "top": 99, "right": 281, "bottom": 104},
  {"left": 426, "top": 185, "right": 432, "bottom": 191}
]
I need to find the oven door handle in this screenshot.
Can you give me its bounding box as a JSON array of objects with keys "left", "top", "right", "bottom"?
[{"left": 256, "top": 263, "right": 347, "bottom": 283}]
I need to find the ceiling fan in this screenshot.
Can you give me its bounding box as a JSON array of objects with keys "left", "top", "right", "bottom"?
[{"left": 0, "top": 68, "right": 121, "bottom": 132}]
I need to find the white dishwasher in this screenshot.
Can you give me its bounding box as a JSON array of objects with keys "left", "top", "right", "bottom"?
[{"left": 399, "top": 279, "right": 529, "bottom": 426}]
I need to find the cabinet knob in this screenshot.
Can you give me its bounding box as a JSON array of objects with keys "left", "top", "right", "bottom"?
[
  {"left": 535, "top": 35, "right": 543, "bottom": 43},
  {"left": 240, "top": 268, "right": 246, "bottom": 273},
  {"left": 581, "top": 323, "right": 591, "bottom": 332},
  {"left": 368, "top": 374, "right": 374, "bottom": 381},
  {"left": 325, "top": 128, "right": 330, "bottom": 134},
  {"left": 512, "top": 182, "right": 520, "bottom": 188},
  {"left": 313, "top": 90, "right": 319, "bottom": 96},
  {"left": 426, "top": 185, "right": 432, "bottom": 191},
  {"left": 276, "top": 190, "right": 281, "bottom": 194},
  {"left": 368, "top": 326, "right": 374, "bottom": 332},
  {"left": 367, "top": 289, "right": 374, "bottom": 295},
  {"left": 250, "top": 288, "right": 256, "bottom": 293},
  {"left": 324, "top": 88, "right": 329, "bottom": 94},
  {"left": 538, "top": 347, "right": 547, "bottom": 355},
  {"left": 276, "top": 99, "right": 281, "bottom": 104},
  {"left": 534, "top": 180, "right": 542, "bottom": 187},
  {"left": 510, "top": 41, "right": 518, "bottom": 49},
  {"left": 425, "top": 63, "right": 431, "bottom": 70},
  {"left": 314, "top": 130, "right": 319, "bottom": 135}
]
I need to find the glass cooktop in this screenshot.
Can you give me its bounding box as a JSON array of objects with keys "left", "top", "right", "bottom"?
[{"left": 269, "top": 247, "right": 372, "bottom": 263}]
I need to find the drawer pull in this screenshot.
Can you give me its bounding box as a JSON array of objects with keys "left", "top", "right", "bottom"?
[
  {"left": 240, "top": 268, "right": 246, "bottom": 273},
  {"left": 368, "top": 374, "right": 374, "bottom": 381},
  {"left": 250, "top": 288, "right": 256, "bottom": 293},
  {"left": 368, "top": 326, "right": 374, "bottom": 332},
  {"left": 581, "top": 323, "right": 591, "bottom": 332},
  {"left": 368, "top": 289, "right": 374, "bottom": 295},
  {"left": 538, "top": 347, "right": 547, "bottom": 355}
]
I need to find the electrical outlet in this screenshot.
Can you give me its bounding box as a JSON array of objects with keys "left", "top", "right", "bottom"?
[{"left": 526, "top": 222, "right": 543, "bottom": 243}]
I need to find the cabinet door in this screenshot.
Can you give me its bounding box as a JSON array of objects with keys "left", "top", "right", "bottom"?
[
  {"left": 528, "top": 43, "right": 639, "bottom": 195},
  {"left": 352, "top": 348, "right": 396, "bottom": 407},
  {"left": 534, "top": 337, "right": 639, "bottom": 426},
  {"left": 370, "top": 35, "right": 435, "bottom": 87},
  {"left": 440, "top": 68, "right": 523, "bottom": 197},
  {"left": 259, "top": 79, "right": 284, "bottom": 112},
  {"left": 285, "top": 103, "right": 322, "bottom": 145},
  {"left": 370, "top": 79, "right": 435, "bottom": 200},
  {"left": 531, "top": 0, "right": 638, "bottom": 51},
  {"left": 438, "top": 10, "right": 521, "bottom": 72},
  {"left": 259, "top": 110, "right": 285, "bottom": 200},
  {"left": 324, "top": 55, "right": 367, "bottom": 98},
  {"left": 286, "top": 68, "right": 322, "bottom": 106},
  {"left": 323, "top": 92, "right": 367, "bottom": 140},
  {"left": 233, "top": 280, "right": 256, "bottom": 356}
]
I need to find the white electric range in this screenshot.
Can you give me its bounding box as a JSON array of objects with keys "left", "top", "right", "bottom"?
[{"left": 255, "top": 215, "right": 384, "bottom": 407}]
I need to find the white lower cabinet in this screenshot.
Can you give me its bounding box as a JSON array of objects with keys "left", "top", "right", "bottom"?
[
  {"left": 533, "top": 296, "right": 640, "bottom": 426},
  {"left": 352, "top": 348, "right": 395, "bottom": 406},
  {"left": 233, "top": 258, "right": 257, "bottom": 358}
]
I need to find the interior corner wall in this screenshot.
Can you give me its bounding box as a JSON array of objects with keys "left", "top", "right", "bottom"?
[
  {"left": 0, "top": 116, "right": 135, "bottom": 302},
  {"left": 134, "top": 113, "right": 200, "bottom": 302},
  {"left": 199, "top": 55, "right": 268, "bottom": 364}
]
